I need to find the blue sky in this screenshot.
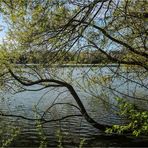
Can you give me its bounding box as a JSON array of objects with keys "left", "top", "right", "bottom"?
[{"left": 0, "top": 15, "right": 7, "bottom": 42}]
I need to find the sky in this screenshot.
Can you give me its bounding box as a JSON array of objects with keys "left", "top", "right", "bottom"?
[
  {"left": 0, "top": 1, "right": 118, "bottom": 50},
  {"left": 0, "top": 15, "right": 7, "bottom": 43}
]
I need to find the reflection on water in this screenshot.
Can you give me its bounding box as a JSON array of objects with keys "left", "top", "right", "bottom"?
[{"left": 0, "top": 66, "right": 148, "bottom": 147}]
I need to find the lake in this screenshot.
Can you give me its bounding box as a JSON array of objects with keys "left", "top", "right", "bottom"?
[{"left": 0, "top": 65, "right": 148, "bottom": 147}]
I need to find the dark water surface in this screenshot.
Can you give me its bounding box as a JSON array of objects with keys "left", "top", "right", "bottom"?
[{"left": 0, "top": 66, "right": 148, "bottom": 147}]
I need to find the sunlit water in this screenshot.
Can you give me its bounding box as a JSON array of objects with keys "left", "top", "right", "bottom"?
[{"left": 0, "top": 66, "right": 148, "bottom": 147}]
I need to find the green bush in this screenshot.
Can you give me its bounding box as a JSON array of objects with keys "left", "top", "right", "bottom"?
[
  {"left": 106, "top": 98, "right": 148, "bottom": 136},
  {"left": 0, "top": 120, "right": 20, "bottom": 148}
]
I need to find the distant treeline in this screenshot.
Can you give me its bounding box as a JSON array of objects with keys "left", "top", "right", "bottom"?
[{"left": 10, "top": 50, "right": 124, "bottom": 64}]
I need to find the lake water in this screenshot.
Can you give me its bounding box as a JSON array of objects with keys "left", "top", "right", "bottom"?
[{"left": 0, "top": 65, "right": 148, "bottom": 147}]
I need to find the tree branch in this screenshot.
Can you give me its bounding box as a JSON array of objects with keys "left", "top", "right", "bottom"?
[{"left": 8, "top": 68, "right": 111, "bottom": 131}]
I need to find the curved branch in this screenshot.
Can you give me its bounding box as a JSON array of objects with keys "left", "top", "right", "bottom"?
[
  {"left": 74, "top": 20, "right": 148, "bottom": 59},
  {"left": 0, "top": 112, "right": 82, "bottom": 125},
  {"left": 8, "top": 68, "right": 111, "bottom": 131},
  {"left": 0, "top": 112, "right": 45, "bottom": 121},
  {"left": 42, "top": 114, "right": 82, "bottom": 124},
  {"left": 82, "top": 35, "right": 148, "bottom": 70}
]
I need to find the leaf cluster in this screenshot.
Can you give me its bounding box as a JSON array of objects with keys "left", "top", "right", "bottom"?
[{"left": 106, "top": 98, "right": 148, "bottom": 136}]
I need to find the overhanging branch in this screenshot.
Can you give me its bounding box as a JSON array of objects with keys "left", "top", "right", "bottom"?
[{"left": 8, "top": 68, "right": 111, "bottom": 131}]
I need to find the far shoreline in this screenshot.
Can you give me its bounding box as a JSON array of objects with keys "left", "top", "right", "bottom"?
[{"left": 15, "top": 63, "right": 120, "bottom": 67}]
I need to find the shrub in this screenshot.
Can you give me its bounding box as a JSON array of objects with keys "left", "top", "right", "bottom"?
[{"left": 106, "top": 98, "right": 148, "bottom": 136}]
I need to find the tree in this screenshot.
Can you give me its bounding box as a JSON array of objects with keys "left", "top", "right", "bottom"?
[{"left": 0, "top": 0, "right": 147, "bottom": 140}]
